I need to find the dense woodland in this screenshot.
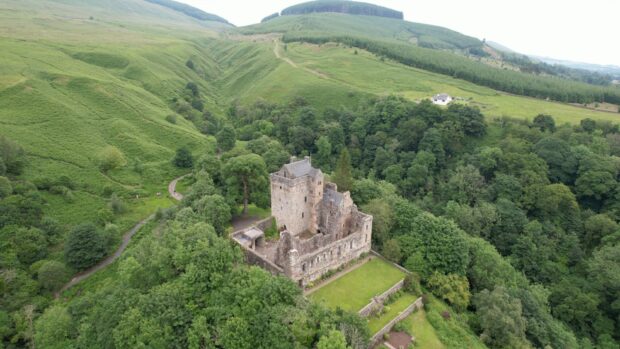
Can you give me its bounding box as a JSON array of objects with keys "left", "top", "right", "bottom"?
[
  {"left": 282, "top": 34, "right": 620, "bottom": 105},
  {"left": 2, "top": 77, "right": 620, "bottom": 348},
  {"left": 281, "top": 1, "right": 404, "bottom": 20},
  {"left": 222, "top": 95, "right": 620, "bottom": 348},
  {"left": 500, "top": 53, "right": 619, "bottom": 86}
]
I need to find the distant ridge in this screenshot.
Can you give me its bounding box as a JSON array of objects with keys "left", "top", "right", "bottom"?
[
  {"left": 281, "top": 0, "right": 404, "bottom": 20},
  {"left": 145, "top": 0, "right": 231, "bottom": 25}
]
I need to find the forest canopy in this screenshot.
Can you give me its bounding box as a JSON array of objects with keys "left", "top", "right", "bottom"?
[{"left": 281, "top": 0, "right": 404, "bottom": 20}]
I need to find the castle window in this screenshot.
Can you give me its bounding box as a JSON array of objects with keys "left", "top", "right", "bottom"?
[
  {"left": 280, "top": 186, "right": 282, "bottom": 189},
  {"left": 302, "top": 263, "right": 306, "bottom": 272},
  {"left": 350, "top": 241, "right": 353, "bottom": 249},
  {"left": 366, "top": 225, "right": 368, "bottom": 230},
  {"left": 302, "top": 212, "right": 304, "bottom": 218},
  {"left": 365, "top": 234, "right": 368, "bottom": 242},
  {"left": 304, "top": 196, "right": 307, "bottom": 203}
]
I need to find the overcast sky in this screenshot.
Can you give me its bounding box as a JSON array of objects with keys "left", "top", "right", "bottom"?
[{"left": 179, "top": 0, "right": 620, "bottom": 66}]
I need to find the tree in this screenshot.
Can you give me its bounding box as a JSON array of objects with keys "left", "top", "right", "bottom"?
[
  {"left": 222, "top": 154, "right": 268, "bottom": 214},
  {"left": 12, "top": 227, "right": 47, "bottom": 265},
  {"left": 580, "top": 118, "right": 596, "bottom": 133},
  {"left": 216, "top": 125, "right": 236, "bottom": 152},
  {"left": 317, "top": 330, "right": 349, "bottom": 349},
  {"left": 419, "top": 128, "right": 445, "bottom": 166},
  {"left": 332, "top": 148, "right": 353, "bottom": 192},
  {"left": 427, "top": 272, "right": 471, "bottom": 311},
  {"left": 474, "top": 287, "right": 528, "bottom": 348},
  {"left": 314, "top": 136, "right": 332, "bottom": 171},
  {"left": 37, "top": 260, "right": 70, "bottom": 291},
  {"left": 194, "top": 194, "right": 231, "bottom": 235},
  {"left": 0, "top": 176, "right": 12, "bottom": 198},
  {"left": 173, "top": 147, "right": 194, "bottom": 168},
  {"left": 97, "top": 145, "right": 126, "bottom": 172},
  {"left": 575, "top": 171, "right": 616, "bottom": 201},
  {"left": 532, "top": 114, "right": 556, "bottom": 132},
  {"left": 0, "top": 135, "right": 26, "bottom": 174},
  {"left": 64, "top": 223, "right": 107, "bottom": 270},
  {"left": 534, "top": 137, "right": 577, "bottom": 183},
  {"left": 34, "top": 305, "right": 73, "bottom": 349},
  {"left": 382, "top": 239, "right": 402, "bottom": 263}
]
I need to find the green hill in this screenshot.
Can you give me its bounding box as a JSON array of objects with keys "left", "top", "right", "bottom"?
[
  {"left": 281, "top": 0, "right": 404, "bottom": 20},
  {"left": 145, "top": 0, "right": 231, "bottom": 24},
  {"left": 0, "top": 0, "right": 227, "bottom": 228}
]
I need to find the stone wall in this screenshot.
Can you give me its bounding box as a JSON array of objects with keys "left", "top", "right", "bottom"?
[
  {"left": 359, "top": 279, "right": 405, "bottom": 317},
  {"left": 369, "top": 297, "right": 424, "bottom": 348},
  {"left": 239, "top": 243, "right": 284, "bottom": 276}
]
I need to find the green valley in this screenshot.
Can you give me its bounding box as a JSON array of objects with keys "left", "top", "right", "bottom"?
[{"left": 1, "top": 1, "right": 619, "bottom": 348}]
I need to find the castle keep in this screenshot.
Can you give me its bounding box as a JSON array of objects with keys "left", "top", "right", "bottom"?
[{"left": 233, "top": 157, "right": 373, "bottom": 286}]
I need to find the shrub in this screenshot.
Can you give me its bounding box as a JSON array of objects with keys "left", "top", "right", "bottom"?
[
  {"left": 186, "top": 59, "right": 195, "bottom": 70},
  {"left": 0, "top": 135, "right": 26, "bottom": 174},
  {"left": 97, "top": 146, "right": 126, "bottom": 172},
  {"left": 64, "top": 223, "right": 107, "bottom": 270},
  {"left": 37, "top": 260, "right": 70, "bottom": 291},
  {"left": 165, "top": 114, "right": 177, "bottom": 124},
  {"left": 0, "top": 176, "right": 12, "bottom": 198},
  {"left": 173, "top": 147, "right": 193, "bottom": 168},
  {"left": 97, "top": 207, "right": 114, "bottom": 225},
  {"left": 109, "top": 193, "right": 126, "bottom": 215},
  {"left": 403, "top": 273, "right": 422, "bottom": 295}
]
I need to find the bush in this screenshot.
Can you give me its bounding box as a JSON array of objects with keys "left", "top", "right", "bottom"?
[
  {"left": 97, "top": 146, "right": 126, "bottom": 172},
  {"left": 165, "top": 114, "right": 177, "bottom": 124},
  {"left": 109, "top": 193, "right": 126, "bottom": 215},
  {"left": 0, "top": 135, "right": 27, "bottom": 174},
  {"left": 403, "top": 273, "right": 422, "bottom": 295},
  {"left": 37, "top": 260, "right": 70, "bottom": 291},
  {"left": 64, "top": 223, "right": 107, "bottom": 270},
  {"left": 173, "top": 147, "right": 193, "bottom": 168},
  {"left": 0, "top": 176, "right": 12, "bottom": 198}
]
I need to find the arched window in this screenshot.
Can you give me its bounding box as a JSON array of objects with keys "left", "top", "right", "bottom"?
[{"left": 302, "top": 212, "right": 304, "bottom": 218}]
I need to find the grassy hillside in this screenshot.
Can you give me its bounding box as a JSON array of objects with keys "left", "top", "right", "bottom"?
[
  {"left": 242, "top": 13, "right": 482, "bottom": 50},
  {"left": 281, "top": 0, "right": 404, "bottom": 20},
  {"left": 0, "top": 0, "right": 225, "bottom": 229},
  {"left": 217, "top": 38, "right": 619, "bottom": 124}
]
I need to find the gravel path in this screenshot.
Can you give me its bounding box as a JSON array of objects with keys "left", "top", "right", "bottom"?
[{"left": 55, "top": 174, "right": 188, "bottom": 298}]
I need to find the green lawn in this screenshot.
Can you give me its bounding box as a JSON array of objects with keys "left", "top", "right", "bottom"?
[
  {"left": 309, "top": 257, "right": 405, "bottom": 312},
  {"left": 367, "top": 293, "right": 418, "bottom": 334},
  {"left": 408, "top": 309, "right": 445, "bottom": 349}
]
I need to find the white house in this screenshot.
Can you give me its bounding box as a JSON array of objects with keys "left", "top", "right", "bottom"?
[{"left": 432, "top": 93, "right": 453, "bottom": 105}]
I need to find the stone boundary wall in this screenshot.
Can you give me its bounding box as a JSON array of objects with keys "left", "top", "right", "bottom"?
[
  {"left": 240, "top": 243, "right": 284, "bottom": 275},
  {"left": 369, "top": 297, "right": 424, "bottom": 348},
  {"left": 232, "top": 217, "right": 283, "bottom": 276},
  {"left": 370, "top": 250, "right": 411, "bottom": 275},
  {"left": 359, "top": 279, "right": 405, "bottom": 317}
]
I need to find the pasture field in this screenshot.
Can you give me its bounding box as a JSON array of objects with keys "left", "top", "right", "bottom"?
[
  {"left": 309, "top": 257, "right": 405, "bottom": 312},
  {"left": 280, "top": 42, "right": 620, "bottom": 124}
]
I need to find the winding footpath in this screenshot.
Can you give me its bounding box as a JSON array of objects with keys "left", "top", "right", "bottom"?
[{"left": 55, "top": 174, "right": 188, "bottom": 298}]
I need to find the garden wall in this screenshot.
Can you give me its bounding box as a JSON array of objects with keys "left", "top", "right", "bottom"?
[{"left": 369, "top": 297, "right": 424, "bottom": 348}]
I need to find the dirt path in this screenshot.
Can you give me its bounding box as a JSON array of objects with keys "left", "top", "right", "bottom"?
[
  {"left": 273, "top": 40, "right": 332, "bottom": 79},
  {"left": 55, "top": 175, "right": 188, "bottom": 299},
  {"left": 168, "top": 174, "right": 189, "bottom": 201}
]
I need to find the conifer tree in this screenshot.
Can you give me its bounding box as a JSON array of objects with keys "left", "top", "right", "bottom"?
[{"left": 333, "top": 148, "right": 353, "bottom": 192}]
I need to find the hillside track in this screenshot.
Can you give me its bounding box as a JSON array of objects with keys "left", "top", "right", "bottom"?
[{"left": 54, "top": 174, "right": 188, "bottom": 299}]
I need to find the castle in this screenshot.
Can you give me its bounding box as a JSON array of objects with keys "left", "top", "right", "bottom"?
[{"left": 232, "top": 157, "right": 373, "bottom": 286}]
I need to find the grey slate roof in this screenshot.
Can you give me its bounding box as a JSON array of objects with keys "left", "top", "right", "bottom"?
[
  {"left": 323, "top": 188, "right": 343, "bottom": 206},
  {"left": 283, "top": 158, "right": 316, "bottom": 178}
]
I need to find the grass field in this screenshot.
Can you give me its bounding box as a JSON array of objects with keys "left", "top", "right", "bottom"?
[
  {"left": 367, "top": 293, "right": 418, "bottom": 333},
  {"left": 309, "top": 257, "right": 405, "bottom": 312},
  {"left": 280, "top": 42, "right": 620, "bottom": 124},
  {"left": 407, "top": 310, "right": 445, "bottom": 349}
]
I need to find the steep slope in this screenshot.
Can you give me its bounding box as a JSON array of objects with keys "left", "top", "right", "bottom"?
[
  {"left": 0, "top": 0, "right": 227, "bottom": 227},
  {"left": 243, "top": 12, "right": 481, "bottom": 50}
]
